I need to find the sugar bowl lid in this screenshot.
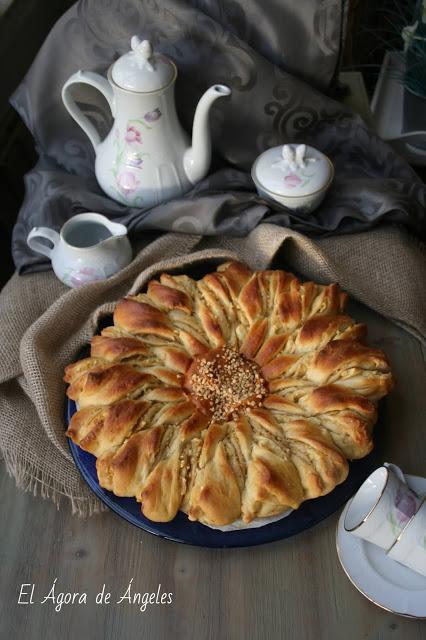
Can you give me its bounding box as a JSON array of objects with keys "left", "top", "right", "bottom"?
[
  {"left": 111, "top": 36, "right": 176, "bottom": 92},
  {"left": 252, "top": 144, "right": 333, "bottom": 197}
]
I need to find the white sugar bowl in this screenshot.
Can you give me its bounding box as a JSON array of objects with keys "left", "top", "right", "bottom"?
[{"left": 251, "top": 143, "right": 334, "bottom": 214}]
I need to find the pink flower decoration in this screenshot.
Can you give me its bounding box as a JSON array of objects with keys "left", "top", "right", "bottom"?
[
  {"left": 283, "top": 173, "right": 302, "bottom": 189},
  {"left": 70, "top": 267, "right": 103, "bottom": 287},
  {"left": 395, "top": 488, "right": 417, "bottom": 525},
  {"left": 79, "top": 267, "right": 96, "bottom": 276},
  {"left": 117, "top": 170, "right": 140, "bottom": 194},
  {"left": 125, "top": 125, "right": 142, "bottom": 144}
]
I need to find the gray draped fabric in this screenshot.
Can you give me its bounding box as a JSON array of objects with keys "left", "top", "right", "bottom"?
[{"left": 10, "top": 0, "right": 426, "bottom": 274}]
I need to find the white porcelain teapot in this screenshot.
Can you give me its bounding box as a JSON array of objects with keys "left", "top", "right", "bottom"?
[{"left": 62, "top": 36, "right": 231, "bottom": 208}]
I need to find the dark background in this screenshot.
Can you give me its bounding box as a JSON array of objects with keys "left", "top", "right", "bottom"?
[{"left": 0, "top": 0, "right": 75, "bottom": 287}]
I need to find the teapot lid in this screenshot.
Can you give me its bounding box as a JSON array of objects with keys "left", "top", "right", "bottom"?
[
  {"left": 111, "top": 37, "right": 175, "bottom": 92},
  {"left": 252, "top": 144, "right": 333, "bottom": 197}
]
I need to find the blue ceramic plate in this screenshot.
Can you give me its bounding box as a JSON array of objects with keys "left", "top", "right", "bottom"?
[
  {"left": 66, "top": 255, "right": 382, "bottom": 549},
  {"left": 66, "top": 384, "right": 382, "bottom": 548}
]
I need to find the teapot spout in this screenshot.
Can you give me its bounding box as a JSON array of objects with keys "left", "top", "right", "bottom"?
[{"left": 183, "top": 84, "right": 231, "bottom": 186}]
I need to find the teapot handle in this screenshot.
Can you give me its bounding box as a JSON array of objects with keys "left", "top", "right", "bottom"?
[
  {"left": 61, "top": 71, "right": 115, "bottom": 151},
  {"left": 27, "top": 227, "right": 60, "bottom": 259}
]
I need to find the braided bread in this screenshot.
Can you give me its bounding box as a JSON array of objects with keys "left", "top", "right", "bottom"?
[{"left": 65, "top": 261, "right": 393, "bottom": 526}]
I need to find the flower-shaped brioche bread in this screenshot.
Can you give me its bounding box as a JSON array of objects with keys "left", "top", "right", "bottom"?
[{"left": 65, "top": 262, "right": 393, "bottom": 526}]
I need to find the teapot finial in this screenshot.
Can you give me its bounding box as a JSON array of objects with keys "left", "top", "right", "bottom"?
[{"left": 130, "top": 36, "right": 154, "bottom": 71}]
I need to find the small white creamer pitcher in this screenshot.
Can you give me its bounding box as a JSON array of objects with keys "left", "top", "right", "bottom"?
[{"left": 27, "top": 213, "right": 132, "bottom": 288}]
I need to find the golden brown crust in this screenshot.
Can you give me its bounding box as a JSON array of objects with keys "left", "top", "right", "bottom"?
[
  {"left": 90, "top": 335, "right": 149, "bottom": 361},
  {"left": 308, "top": 339, "right": 391, "bottom": 383},
  {"left": 187, "top": 423, "right": 242, "bottom": 525},
  {"left": 65, "top": 261, "right": 393, "bottom": 526},
  {"left": 67, "top": 363, "right": 158, "bottom": 408},
  {"left": 300, "top": 384, "right": 377, "bottom": 419},
  {"left": 147, "top": 281, "right": 192, "bottom": 314},
  {"left": 97, "top": 426, "right": 164, "bottom": 496},
  {"left": 67, "top": 399, "right": 149, "bottom": 456},
  {"left": 113, "top": 298, "right": 175, "bottom": 339}
]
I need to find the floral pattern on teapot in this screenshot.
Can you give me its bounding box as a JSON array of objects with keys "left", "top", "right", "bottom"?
[{"left": 111, "top": 109, "right": 163, "bottom": 206}]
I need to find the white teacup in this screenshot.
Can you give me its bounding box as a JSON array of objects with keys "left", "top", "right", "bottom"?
[
  {"left": 344, "top": 463, "right": 421, "bottom": 550},
  {"left": 387, "top": 496, "right": 426, "bottom": 577}
]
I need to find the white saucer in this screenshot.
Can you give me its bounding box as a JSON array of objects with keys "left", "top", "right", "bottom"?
[{"left": 336, "top": 474, "right": 426, "bottom": 619}]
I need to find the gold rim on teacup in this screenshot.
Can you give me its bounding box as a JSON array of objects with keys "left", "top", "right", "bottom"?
[
  {"left": 386, "top": 494, "right": 426, "bottom": 553},
  {"left": 344, "top": 465, "right": 390, "bottom": 533}
]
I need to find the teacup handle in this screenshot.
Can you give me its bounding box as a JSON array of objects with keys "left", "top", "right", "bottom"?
[
  {"left": 384, "top": 462, "right": 406, "bottom": 484},
  {"left": 27, "top": 227, "right": 60, "bottom": 259}
]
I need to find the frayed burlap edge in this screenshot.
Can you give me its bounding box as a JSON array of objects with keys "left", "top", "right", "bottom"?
[{"left": 2, "top": 449, "right": 108, "bottom": 516}]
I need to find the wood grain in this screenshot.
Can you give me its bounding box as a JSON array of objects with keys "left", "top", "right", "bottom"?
[{"left": 0, "top": 300, "right": 425, "bottom": 640}]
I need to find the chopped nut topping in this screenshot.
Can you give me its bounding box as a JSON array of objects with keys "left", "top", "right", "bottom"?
[{"left": 185, "top": 347, "right": 267, "bottom": 422}]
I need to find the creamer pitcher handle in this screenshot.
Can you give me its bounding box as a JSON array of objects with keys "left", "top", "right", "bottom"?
[
  {"left": 27, "top": 227, "right": 60, "bottom": 259},
  {"left": 61, "top": 71, "right": 115, "bottom": 151}
]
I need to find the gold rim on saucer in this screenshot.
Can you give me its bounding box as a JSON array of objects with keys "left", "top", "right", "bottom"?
[{"left": 336, "top": 508, "right": 426, "bottom": 620}]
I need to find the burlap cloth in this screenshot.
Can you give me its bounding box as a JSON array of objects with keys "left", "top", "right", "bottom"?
[{"left": 0, "top": 223, "right": 425, "bottom": 515}]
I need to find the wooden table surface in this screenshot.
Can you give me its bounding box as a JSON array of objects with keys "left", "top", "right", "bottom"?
[{"left": 1, "top": 300, "right": 425, "bottom": 640}]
